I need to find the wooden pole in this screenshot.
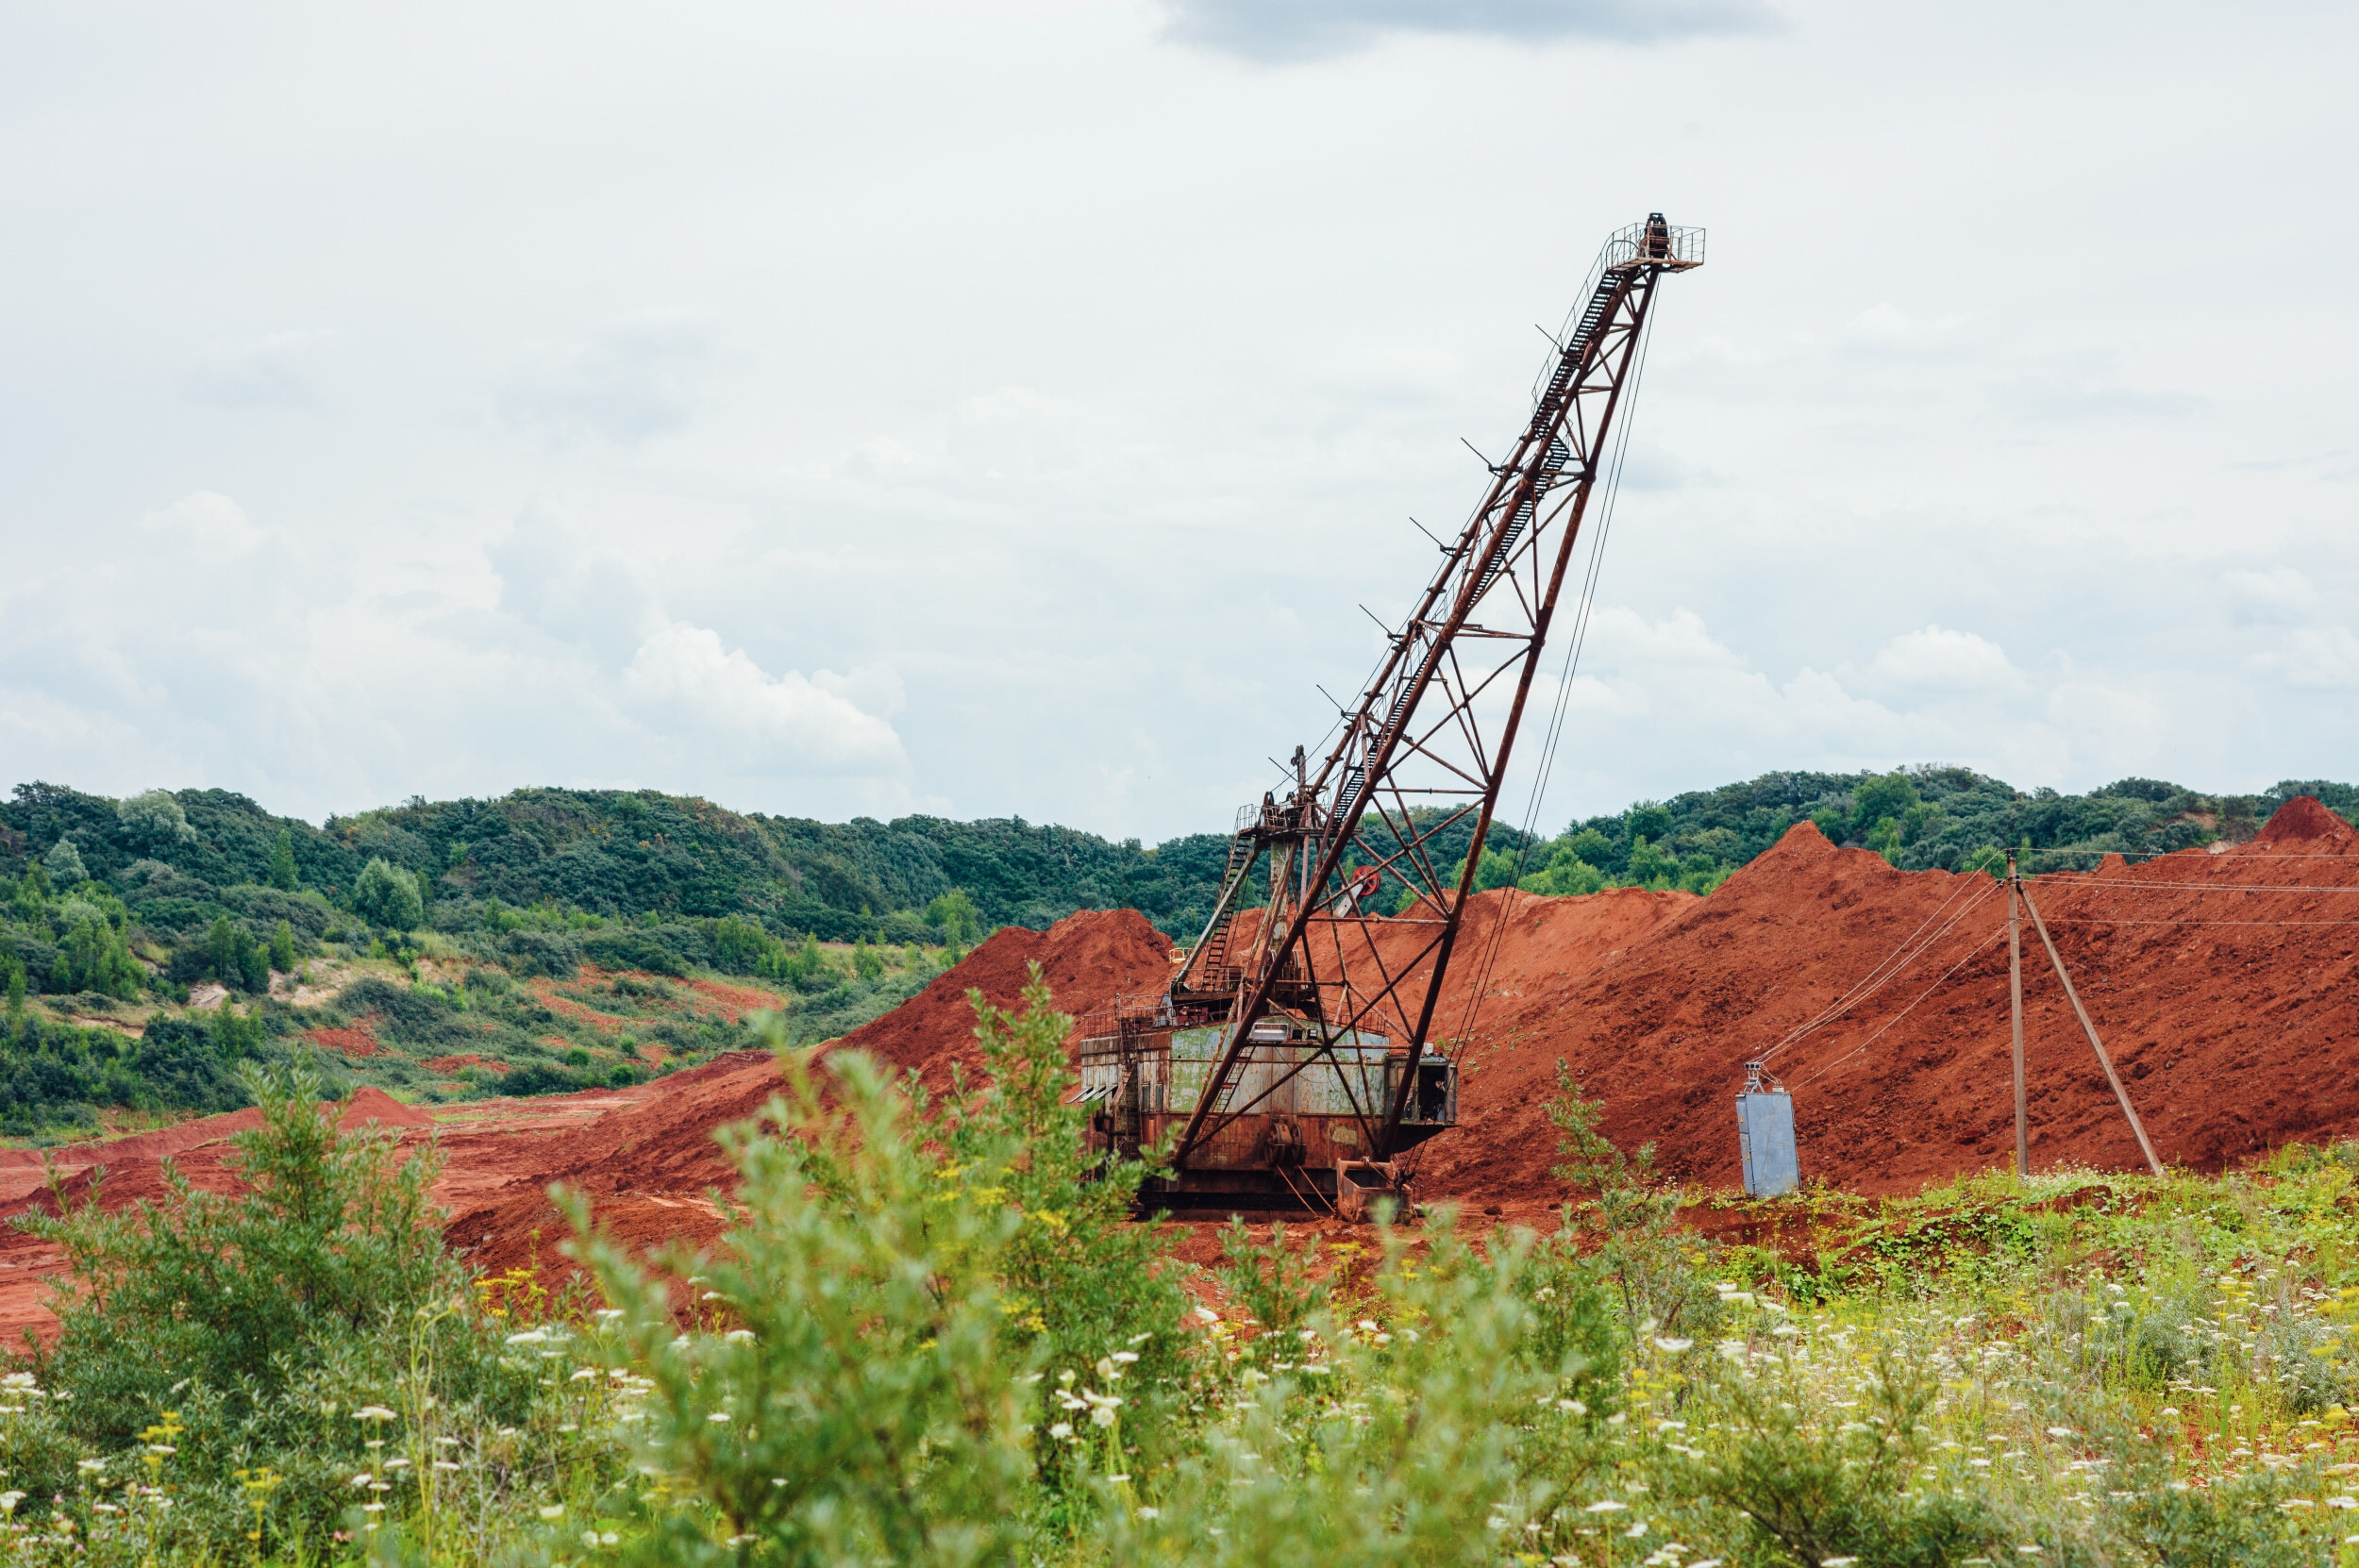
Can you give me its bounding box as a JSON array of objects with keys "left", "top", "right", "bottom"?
[
  {"left": 2008, "top": 853, "right": 2028, "bottom": 1179},
  {"left": 2016, "top": 876, "right": 2166, "bottom": 1177}
]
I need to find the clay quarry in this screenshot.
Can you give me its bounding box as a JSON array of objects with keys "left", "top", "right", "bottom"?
[{"left": 0, "top": 795, "right": 2351, "bottom": 1340}]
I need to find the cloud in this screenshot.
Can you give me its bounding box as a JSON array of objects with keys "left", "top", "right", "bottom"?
[
  {"left": 1155, "top": 0, "right": 1773, "bottom": 63},
  {"left": 488, "top": 497, "right": 665, "bottom": 662},
  {"left": 135, "top": 491, "right": 265, "bottom": 555},
  {"left": 179, "top": 331, "right": 342, "bottom": 409},
  {"left": 2263, "top": 626, "right": 2359, "bottom": 691},
  {"left": 2222, "top": 567, "right": 2318, "bottom": 624},
  {"left": 1857, "top": 626, "right": 2021, "bottom": 696},
  {"left": 622, "top": 624, "right": 910, "bottom": 775},
  {"left": 498, "top": 309, "right": 713, "bottom": 444}
]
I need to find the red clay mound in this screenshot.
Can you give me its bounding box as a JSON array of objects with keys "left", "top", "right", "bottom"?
[
  {"left": 1407, "top": 806, "right": 2359, "bottom": 1202},
  {"left": 341, "top": 1087, "right": 437, "bottom": 1131},
  {"left": 2251, "top": 794, "right": 2355, "bottom": 848},
  {"left": 834, "top": 909, "right": 1177, "bottom": 1083}
]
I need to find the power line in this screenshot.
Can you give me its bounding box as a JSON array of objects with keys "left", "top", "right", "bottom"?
[{"left": 1796, "top": 926, "right": 2008, "bottom": 1089}]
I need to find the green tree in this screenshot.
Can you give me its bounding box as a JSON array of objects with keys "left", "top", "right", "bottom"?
[
  {"left": 269, "top": 917, "right": 296, "bottom": 974},
  {"left": 41, "top": 838, "right": 87, "bottom": 888},
  {"left": 205, "top": 915, "right": 268, "bottom": 993},
  {"left": 352, "top": 856, "right": 425, "bottom": 932},
  {"left": 925, "top": 887, "right": 984, "bottom": 944},
  {"left": 852, "top": 934, "right": 884, "bottom": 981},
  {"left": 115, "top": 788, "right": 197, "bottom": 854},
  {"left": 1850, "top": 770, "right": 1921, "bottom": 842},
  {"left": 266, "top": 826, "right": 299, "bottom": 891},
  {"left": 4, "top": 959, "right": 23, "bottom": 1017}
]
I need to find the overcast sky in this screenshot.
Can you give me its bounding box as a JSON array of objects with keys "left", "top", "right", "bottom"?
[{"left": 3, "top": 0, "right": 2354, "bottom": 842}]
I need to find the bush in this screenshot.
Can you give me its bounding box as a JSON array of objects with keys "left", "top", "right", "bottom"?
[
  {"left": 24, "top": 1059, "right": 457, "bottom": 1446},
  {"left": 573, "top": 1047, "right": 1036, "bottom": 1567},
  {"left": 353, "top": 856, "right": 426, "bottom": 932}
]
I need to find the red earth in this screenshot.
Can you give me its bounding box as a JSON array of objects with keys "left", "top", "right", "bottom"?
[{"left": 3, "top": 808, "right": 2354, "bottom": 1336}]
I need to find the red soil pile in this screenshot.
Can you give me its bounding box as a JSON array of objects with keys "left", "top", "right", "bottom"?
[
  {"left": 1412, "top": 801, "right": 2359, "bottom": 1201},
  {"left": 833, "top": 909, "right": 1177, "bottom": 1083},
  {"left": 305, "top": 1023, "right": 380, "bottom": 1058},
  {"left": 426, "top": 1055, "right": 506, "bottom": 1075}
]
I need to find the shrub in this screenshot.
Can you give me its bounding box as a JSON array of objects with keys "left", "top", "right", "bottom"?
[
  {"left": 353, "top": 857, "right": 426, "bottom": 932},
  {"left": 23, "top": 1059, "right": 459, "bottom": 1447},
  {"left": 572, "top": 1046, "right": 1036, "bottom": 1566},
  {"left": 116, "top": 788, "right": 198, "bottom": 854}
]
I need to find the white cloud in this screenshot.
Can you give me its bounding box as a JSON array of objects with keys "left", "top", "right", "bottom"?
[
  {"left": 2269, "top": 626, "right": 2359, "bottom": 691},
  {"left": 1857, "top": 626, "right": 2020, "bottom": 696},
  {"left": 179, "top": 330, "right": 341, "bottom": 409},
  {"left": 135, "top": 491, "right": 264, "bottom": 555},
  {"left": 498, "top": 309, "right": 713, "bottom": 444},
  {"left": 622, "top": 624, "right": 909, "bottom": 775}
]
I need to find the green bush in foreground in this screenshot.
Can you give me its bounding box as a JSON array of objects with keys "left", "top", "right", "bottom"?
[{"left": 3, "top": 986, "right": 2359, "bottom": 1564}]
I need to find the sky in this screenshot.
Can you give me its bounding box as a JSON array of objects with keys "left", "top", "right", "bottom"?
[{"left": 2, "top": 0, "right": 2355, "bottom": 843}]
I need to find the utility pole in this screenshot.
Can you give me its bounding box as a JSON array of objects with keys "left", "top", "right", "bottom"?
[
  {"left": 2007, "top": 851, "right": 2028, "bottom": 1178},
  {"left": 2016, "top": 877, "right": 2166, "bottom": 1177}
]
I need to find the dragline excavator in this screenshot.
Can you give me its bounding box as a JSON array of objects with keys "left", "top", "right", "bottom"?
[{"left": 1075, "top": 215, "right": 1703, "bottom": 1215}]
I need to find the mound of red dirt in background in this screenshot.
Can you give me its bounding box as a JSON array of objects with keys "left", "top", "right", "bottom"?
[
  {"left": 833, "top": 909, "right": 1178, "bottom": 1083},
  {"left": 1413, "top": 798, "right": 2359, "bottom": 1207}
]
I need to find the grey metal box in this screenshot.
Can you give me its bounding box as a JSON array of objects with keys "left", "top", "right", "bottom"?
[{"left": 1736, "top": 1091, "right": 1799, "bottom": 1197}]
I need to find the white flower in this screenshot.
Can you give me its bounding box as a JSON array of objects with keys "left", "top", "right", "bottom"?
[
  {"left": 539, "top": 1505, "right": 566, "bottom": 1520},
  {"left": 0, "top": 1493, "right": 22, "bottom": 1516},
  {"left": 350, "top": 1474, "right": 374, "bottom": 1488},
  {"left": 2046, "top": 1427, "right": 2075, "bottom": 1439},
  {"left": 1653, "top": 1338, "right": 1694, "bottom": 1354},
  {"left": 1823, "top": 1559, "right": 1859, "bottom": 1566},
  {"left": 76, "top": 1459, "right": 106, "bottom": 1474},
  {"left": 353, "top": 1405, "right": 399, "bottom": 1421},
  {"left": 725, "top": 1329, "right": 756, "bottom": 1343},
  {"left": 1112, "top": 1351, "right": 1140, "bottom": 1364},
  {"left": 1584, "top": 1500, "right": 1628, "bottom": 1513},
  {"left": 1138, "top": 1507, "right": 1160, "bottom": 1520},
  {"left": 708, "top": 1412, "right": 732, "bottom": 1423},
  {"left": 1091, "top": 1407, "right": 1118, "bottom": 1428},
  {"left": 2327, "top": 1496, "right": 2357, "bottom": 1510},
  {"left": 1048, "top": 1423, "right": 1074, "bottom": 1440}
]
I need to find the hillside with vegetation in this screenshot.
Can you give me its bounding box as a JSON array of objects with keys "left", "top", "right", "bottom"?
[{"left": 0, "top": 769, "right": 2347, "bottom": 1138}]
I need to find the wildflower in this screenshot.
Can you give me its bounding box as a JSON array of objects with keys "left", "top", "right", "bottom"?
[
  {"left": 1654, "top": 1338, "right": 1694, "bottom": 1354},
  {"left": 349, "top": 1475, "right": 374, "bottom": 1488},
  {"left": 1138, "top": 1507, "right": 1161, "bottom": 1520},
  {"left": 353, "top": 1405, "right": 399, "bottom": 1421},
  {"left": 707, "top": 1412, "right": 732, "bottom": 1424},
  {"left": 1584, "top": 1500, "right": 1628, "bottom": 1513},
  {"left": 1824, "top": 1559, "right": 1860, "bottom": 1566},
  {"left": 0, "top": 1493, "right": 23, "bottom": 1517},
  {"left": 1049, "top": 1423, "right": 1074, "bottom": 1440},
  {"left": 75, "top": 1460, "right": 105, "bottom": 1474},
  {"left": 539, "top": 1505, "right": 565, "bottom": 1520},
  {"left": 725, "top": 1329, "right": 756, "bottom": 1343}
]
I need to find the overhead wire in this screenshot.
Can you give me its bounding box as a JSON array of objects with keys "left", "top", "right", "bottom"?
[
  {"left": 1795, "top": 925, "right": 2009, "bottom": 1089},
  {"left": 1444, "top": 287, "right": 1660, "bottom": 1055},
  {"left": 1751, "top": 876, "right": 2000, "bottom": 1072}
]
